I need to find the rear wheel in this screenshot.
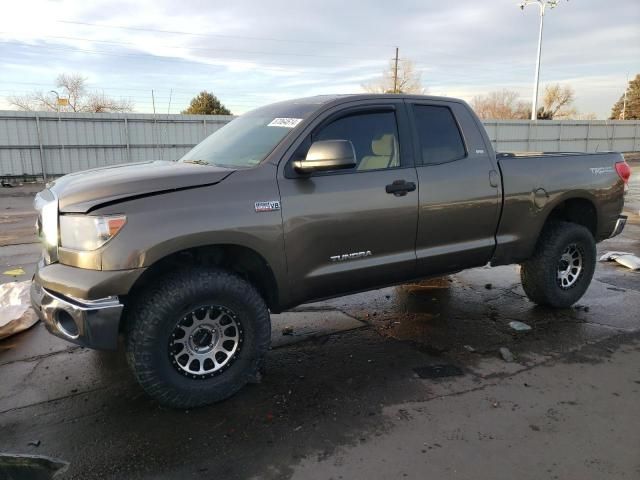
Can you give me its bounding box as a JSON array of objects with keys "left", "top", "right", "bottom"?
[
  {"left": 125, "top": 267, "right": 270, "bottom": 408},
  {"left": 520, "top": 221, "right": 596, "bottom": 308}
]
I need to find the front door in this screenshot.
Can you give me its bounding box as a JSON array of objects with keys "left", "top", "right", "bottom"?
[{"left": 278, "top": 103, "right": 419, "bottom": 305}]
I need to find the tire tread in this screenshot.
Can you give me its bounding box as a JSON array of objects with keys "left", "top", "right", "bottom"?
[
  {"left": 520, "top": 221, "right": 596, "bottom": 308},
  {"left": 124, "top": 267, "right": 270, "bottom": 408}
]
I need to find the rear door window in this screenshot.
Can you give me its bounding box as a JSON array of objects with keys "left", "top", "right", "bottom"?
[{"left": 412, "top": 105, "right": 466, "bottom": 165}]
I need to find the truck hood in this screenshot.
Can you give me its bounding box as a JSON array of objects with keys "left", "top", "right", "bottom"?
[{"left": 49, "top": 161, "right": 235, "bottom": 213}]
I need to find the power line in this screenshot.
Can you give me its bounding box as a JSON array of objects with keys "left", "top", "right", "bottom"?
[
  {"left": 57, "top": 20, "right": 395, "bottom": 48},
  {"left": 0, "top": 40, "right": 375, "bottom": 74},
  {"left": 0, "top": 32, "right": 377, "bottom": 62},
  {"left": 0, "top": 85, "right": 286, "bottom": 99},
  {"left": 0, "top": 39, "right": 544, "bottom": 76},
  {"left": 0, "top": 94, "right": 262, "bottom": 108},
  {"left": 0, "top": 81, "right": 293, "bottom": 96}
]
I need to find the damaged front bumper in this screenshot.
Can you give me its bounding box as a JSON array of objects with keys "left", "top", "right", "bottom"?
[
  {"left": 29, "top": 260, "right": 146, "bottom": 349},
  {"left": 30, "top": 279, "right": 123, "bottom": 350}
]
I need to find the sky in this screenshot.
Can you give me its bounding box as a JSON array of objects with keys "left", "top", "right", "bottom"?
[{"left": 0, "top": 0, "right": 638, "bottom": 118}]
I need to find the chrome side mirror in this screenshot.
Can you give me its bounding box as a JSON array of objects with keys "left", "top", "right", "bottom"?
[{"left": 293, "top": 140, "right": 356, "bottom": 174}]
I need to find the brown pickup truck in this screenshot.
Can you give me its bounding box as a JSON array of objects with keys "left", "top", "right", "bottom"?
[{"left": 31, "top": 94, "right": 631, "bottom": 408}]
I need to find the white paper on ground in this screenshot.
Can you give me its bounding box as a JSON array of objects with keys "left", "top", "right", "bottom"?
[
  {"left": 599, "top": 251, "right": 640, "bottom": 271},
  {"left": 0, "top": 281, "right": 39, "bottom": 340}
]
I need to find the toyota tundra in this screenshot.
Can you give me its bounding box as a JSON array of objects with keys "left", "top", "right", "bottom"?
[{"left": 31, "top": 94, "right": 631, "bottom": 408}]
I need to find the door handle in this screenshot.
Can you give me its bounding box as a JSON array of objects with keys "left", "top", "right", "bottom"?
[{"left": 385, "top": 180, "right": 416, "bottom": 196}]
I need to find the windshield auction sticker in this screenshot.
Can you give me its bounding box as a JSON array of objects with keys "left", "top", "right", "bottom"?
[{"left": 268, "top": 118, "right": 303, "bottom": 128}]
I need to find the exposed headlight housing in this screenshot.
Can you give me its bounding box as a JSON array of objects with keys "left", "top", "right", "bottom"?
[
  {"left": 41, "top": 200, "right": 59, "bottom": 247},
  {"left": 34, "top": 189, "right": 59, "bottom": 265},
  {"left": 59, "top": 215, "right": 126, "bottom": 251}
]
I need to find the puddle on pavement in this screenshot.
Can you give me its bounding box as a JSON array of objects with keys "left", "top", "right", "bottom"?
[
  {"left": 324, "top": 270, "right": 610, "bottom": 359},
  {"left": 0, "top": 454, "right": 68, "bottom": 479},
  {"left": 357, "top": 277, "right": 510, "bottom": 354}
]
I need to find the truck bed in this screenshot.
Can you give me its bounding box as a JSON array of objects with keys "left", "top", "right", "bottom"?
[{"left": 491, "top": 151, "right": 626, "bottom": 265}]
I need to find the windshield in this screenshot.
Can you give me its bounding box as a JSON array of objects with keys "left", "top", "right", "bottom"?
[{"left": 179, "top": 102, "right": 318, "bottom": 168}]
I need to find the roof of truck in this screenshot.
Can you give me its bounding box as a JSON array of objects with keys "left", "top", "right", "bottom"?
[
  {"left": 277, "top": 93, "right": 463, "bottom": 106},
  {"left": 249, "top": 94, "right": 466, "bottom": 118}
]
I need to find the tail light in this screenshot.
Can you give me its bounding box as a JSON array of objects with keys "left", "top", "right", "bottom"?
[{"left": 615, "top": 161, "right": 631, "bottom": 184}]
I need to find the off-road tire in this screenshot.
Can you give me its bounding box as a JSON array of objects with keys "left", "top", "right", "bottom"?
[
  {"left": 125, "top": 267, "right": 271, "bottom": 408},
  {"left": 520, "top": 221, "right": 596, "bottom": 308}
]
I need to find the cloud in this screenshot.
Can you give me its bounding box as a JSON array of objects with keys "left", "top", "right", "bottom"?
[{"left": 0, "top": 0, "right": 638, "bottom": 116}]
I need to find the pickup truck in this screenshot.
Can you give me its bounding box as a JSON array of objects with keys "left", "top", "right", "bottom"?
[{"left": 31, "top": 94, "right": 631, "bottom": 408}]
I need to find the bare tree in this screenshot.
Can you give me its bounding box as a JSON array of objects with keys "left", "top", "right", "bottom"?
[
  {"left": 7, "top": 95, "right": 40, "bottom": 112},
  {"left": 84, "top": 92, "right": 134, "bottom": 113},
  {"left": 9, "top": 73, "right": 133, "bottom": 113},
  {"left": 472, "top": 84, "right": 579, "bottom": 120},
  {"left": 362, "top": 59, "right": 426, "bottom": 94},
  {"left": 574, "top": 112, "right": 598, "bottom": 120},
  {"left": 539, "top": 84, "right": 576, "bottom": 119},
  {"left": 470, "top": 90, "right": 530, "bottom": 120}
]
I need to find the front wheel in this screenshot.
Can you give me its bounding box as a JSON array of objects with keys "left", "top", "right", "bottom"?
[
  {"left": 520, "top": 221, "right": 596, "bottom": 308},
  {"left": 125, "top": 267, "right": 271, "bottom": 408}
]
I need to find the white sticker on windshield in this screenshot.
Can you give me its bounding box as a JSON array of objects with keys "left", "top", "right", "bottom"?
[{"left": 268, "top": 118, "right": 303, "bottom": 128}]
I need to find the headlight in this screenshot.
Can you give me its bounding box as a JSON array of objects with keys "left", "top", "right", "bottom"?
[
  {"left": 59, "top": 215, "right": 126, "bottom": 251},
  {"left": 41, "top": 200, "right": 59, "bottom": 247}
]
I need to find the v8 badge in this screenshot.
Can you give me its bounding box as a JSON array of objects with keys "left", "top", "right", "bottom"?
[{"left": 255, "top": 201, "right": 281, "bottom": 213}]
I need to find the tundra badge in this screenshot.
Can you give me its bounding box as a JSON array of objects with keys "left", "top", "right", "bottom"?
[
  {"left": 330, "top": 251, "right": 372, "bottom": 262},
  {"left": 255, "top": 201, "right": 281, "bottom": 212}
]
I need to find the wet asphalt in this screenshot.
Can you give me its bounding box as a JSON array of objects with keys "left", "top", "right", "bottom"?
[{"left": 0, "top": 160, "right": 638, "bottom": 479}]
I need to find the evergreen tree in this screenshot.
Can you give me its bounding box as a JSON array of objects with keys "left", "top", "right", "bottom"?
[
  {"left": 182, "top": 91, "right": 231, "bottom": 115},
  {"left": 610, "top": 74, "right": 640, "bottom": 120}
]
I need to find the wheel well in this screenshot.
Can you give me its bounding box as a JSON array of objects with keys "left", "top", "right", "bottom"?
[
  {"left": 545, "top": 198, "right": 597, "bottom": 237},
  {"left": 125, "top": 245, "right": 280, "bottom": 312}
]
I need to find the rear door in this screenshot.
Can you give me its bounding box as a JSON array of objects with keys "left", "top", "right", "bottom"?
[
  {"left": 278, "top": 100, "right": 419, "bottom": 305},
  {"left": 407, "top": 100, "right": 501, "bottom": 275}
]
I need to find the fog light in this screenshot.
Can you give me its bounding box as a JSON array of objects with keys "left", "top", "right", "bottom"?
[{"left": 55, "top": 310, "right": 79, "bottom": 338}]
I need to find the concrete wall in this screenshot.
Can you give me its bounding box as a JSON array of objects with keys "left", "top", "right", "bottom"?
[{"left": 1, "top": 110, "right": 638, "bottom": 179}]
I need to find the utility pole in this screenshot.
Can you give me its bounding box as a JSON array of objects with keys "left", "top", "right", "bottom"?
[
  {"left": 393, "top": 47, "right": 399, "bottom": 94},
  {"left": 151, "top": 90, "right": 159, "bottom": 158},
  {"left": 519, "top": 0, "right": 565, "bottom": 120},
  {"left": 50, "top": 90, "right": 65, "bottom": 164}
]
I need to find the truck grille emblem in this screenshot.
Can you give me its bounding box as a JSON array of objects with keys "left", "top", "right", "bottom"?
[
  {"left": 330, "top": 251, "right": 373, "bottom": 262},
  {"left": 255, "top": 201, "right": 281, "bottom": 212}
]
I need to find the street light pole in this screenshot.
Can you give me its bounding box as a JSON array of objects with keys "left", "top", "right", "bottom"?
[
  {"left": 519, "top": 0, "right": 563, "bottom": 121},
  {"left": 531, "top": 3, "right": 545, "bottom": 121},
  {"left": 50, "top": 90, "right": 60, "bottom": 113}
]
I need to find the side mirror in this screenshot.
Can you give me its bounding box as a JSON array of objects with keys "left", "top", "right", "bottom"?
[{"left": 293, "top": 140, "right": 356, "bottom": 174}]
